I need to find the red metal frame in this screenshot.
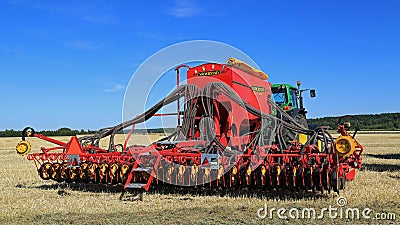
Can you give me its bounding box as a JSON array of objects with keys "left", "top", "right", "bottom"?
[{"left": 21, "top": 61, "right": 364, "bottom": 194}]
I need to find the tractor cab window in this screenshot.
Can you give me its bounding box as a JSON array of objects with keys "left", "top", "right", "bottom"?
[
  {"left": 272, "top": 87, "right": 287, "bottom": 106},
  {"left": 289, "top": 88, "right": 298, "bottom": 108}
]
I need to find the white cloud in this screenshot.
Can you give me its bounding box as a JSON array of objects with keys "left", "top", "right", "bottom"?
[
  {"left": 104, "top": 84, "right": 125, "bottom": 93},
  {"left": 165, "top": 0, "right": 199, "bottom": 18}
]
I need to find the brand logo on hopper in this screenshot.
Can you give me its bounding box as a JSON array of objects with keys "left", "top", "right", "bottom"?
[
  {"left": 194, "top": 70, "right": 221, "bottom": 76},
  {"left": 251, "top": 86, "right": 267, "bottom": 93}
]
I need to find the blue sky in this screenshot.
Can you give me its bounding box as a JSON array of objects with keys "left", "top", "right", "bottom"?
[{"left": 0, "top": 0, "right": 399, "bottom": 130}]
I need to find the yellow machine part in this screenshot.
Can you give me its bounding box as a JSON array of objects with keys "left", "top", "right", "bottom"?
[
  {"left": 276, "top": 166, "right": 281, "bottom": 175},
  {"left": 231, "top": 166, "right": 238, "bottom": 182},
  {"left": 190, "top": 164, "right": 198, "bottom": 181},
  {"left": 318, "top": 140, "right": 322, "bottom": 151},
  {"left": 246, "top": 166, "right": 252, "bottom": 176},
  {"left": 16, "top": 140, "right": 31, "bottom": 155},
  {"left": 297, "top": 118, "right": 309, "bottom": 145},
  {"left": 231, "top": 166, "right": 238, "bottom": 175},
  {"left": 260, "top": 165, "right": 266, "bottom": 176},
  {"left": 227, "top": 57, "right": 268, "bottom": 80},
  {"left": 335, "top": 135, "right": 358, "bottom": 157},
  {"left": 217, "top": 165, "right": 224, "bottom": 180},
  {"left": 299, "top": 133, "right": 308, "bottom": 145}
]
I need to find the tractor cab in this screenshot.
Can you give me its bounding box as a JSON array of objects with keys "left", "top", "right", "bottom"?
[
  {"left": 271, "top": 81, "right": 316, "bottom": 144},
  {"left": 272, "top": 84, "right": 299, "bottom": 111},
  {"left": 271, "top": 81, "right": 316, "bottom": 113}
]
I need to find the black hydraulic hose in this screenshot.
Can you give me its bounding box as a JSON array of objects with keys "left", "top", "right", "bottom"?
[
  {"left": 201, "top": 82, "right": 316, "bottom": 153},
  {"left": 107, "top": 84, "right": 200, "bottom": 150},
  {"left": 79, "top": 85, "right": 199, "bottom": 151},
  {"left": 206, "top": 82, "right": 315, "bottom": 135},
  {"left": 79, "top": 81, "right": 333, "bottom": 154}
]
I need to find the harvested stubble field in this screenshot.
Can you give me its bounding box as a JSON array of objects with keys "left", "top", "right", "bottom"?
[{"left": 0, "top": 133, "right": 399, "bottom": 225}]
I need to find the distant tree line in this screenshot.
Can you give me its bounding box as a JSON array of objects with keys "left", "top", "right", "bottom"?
[
  {"left": 0, "top": 127, "right": 176, "bottom": 137},
  {"left": 1, "top": 113, "right": 399, "bottom": 137},
  {"left": 0, "top": 128, "right": 97, "bottom": 137},
  {"left": 132, "top": 128, "right": 176, "bottom": 134},
  {"left": 308, "top": 113, "right": 400, "bottom": 131}
]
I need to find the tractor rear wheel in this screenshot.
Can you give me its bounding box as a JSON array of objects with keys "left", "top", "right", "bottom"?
[
  {"left": 296, "top": 114, "right": 309, "bottom": 144},
  {"left": 282, "top": 113, "right": 308, "bottom": 145}
]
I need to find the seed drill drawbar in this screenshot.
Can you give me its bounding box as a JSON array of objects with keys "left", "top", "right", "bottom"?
[{"left": 16, "top": 58, "right": 363, "bottom": 197}]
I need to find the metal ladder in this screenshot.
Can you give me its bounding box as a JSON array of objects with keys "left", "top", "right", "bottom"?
[{"left": 123, "top": 155, "right": 161, "bottom": 192}]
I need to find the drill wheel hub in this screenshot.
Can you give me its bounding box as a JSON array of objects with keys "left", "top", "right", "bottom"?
[{"left": 335, "top": 135, "right": 357, "bottom": 157}]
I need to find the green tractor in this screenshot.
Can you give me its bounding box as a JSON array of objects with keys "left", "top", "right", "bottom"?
[{"left": 271, "top": 81, "right": 316, "bottom": 144}]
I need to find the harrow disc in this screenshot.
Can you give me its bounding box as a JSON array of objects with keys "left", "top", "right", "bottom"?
[
  {"left": 39, "top": 162, "right": 52, "bottom": 180},
  {"left": 271, "top": 166, "right": 280, "bottom": 188},
  {"left": 66, "top": 166, "right": 79, "bottom": 183},
  {"left": 165, "top": 164, "right": 174, "bottom": 184},
  {"left": 177, "top": 165, "right": 186, "bottom": 185},
  {"left": 50, "top": 163, "right": 63, "bottom": 182},
  {"left": 304, "top": 167, "right": 313, "bottom": 191},
  {"left": 59, "top": 163, "right": 71, "bottom": 183},
  {"left": 86, "top": 162, "right": 99, "bottom": 183},
  {"left": 203, "top": 168, "right": 211, "bottom": 186},
  {"left": 190, "top": 164, "right": 199, "bottom": 186},
  {"left": 279, "top": 166, "right": 287, "bottom": 189},
  {"left": 296, "top": 166, "right": 305, "bottom": 190},
  {"left": 78, "top": 162, "right": 89, "bottom": 183},
  {"left": 217, "top": 165, "right": 225, "bottom": 186},
  {"left": 312, "top": 168, "right": 321, "bottom": 192},
  {"left": 230, "top": 166, "right": 239, "bottom": 187},
  {"left": 119, "top": 164, "right": 130, "bottom": 184},
  {"left": 254, "top": 165, "right": 264, "bottom": 187},
  {"left": 287, "top": 166, "right": 296, "bottom": 190},
  {"left": 155, "top": 162, "right": 164, "bottom": 184},
  {"left": 245, "top": 166, "right": 252, "bottom": 186},
  {"left": 331, "top": 168, "right": 339, "bottom": 193},
  {"left": 98, "top": 163, "right": 109, "bottom": 184},
  {"left": 322, "top": 168, "right": 331, "bottom": 193},
  {"left": 108, "top": 163, "right": 120, "bottom": 185}
]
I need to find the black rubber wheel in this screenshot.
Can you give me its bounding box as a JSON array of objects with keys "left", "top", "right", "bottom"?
[{"left": 282, "top": 113, "right": 308, "bottom": 145}]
